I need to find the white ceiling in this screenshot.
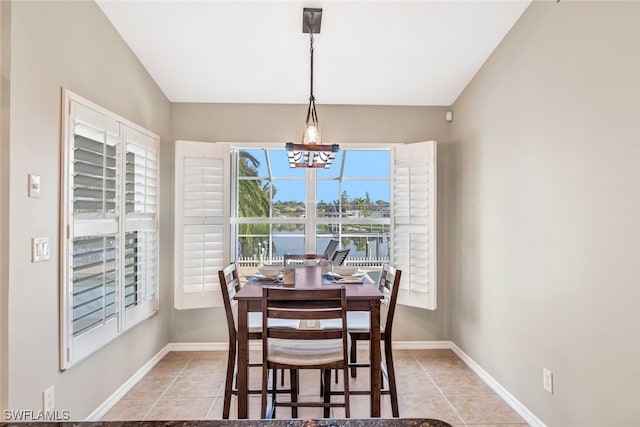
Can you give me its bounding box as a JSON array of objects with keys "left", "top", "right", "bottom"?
[{"left": 96, "top": 0, "right": 531, "bottom": 106}]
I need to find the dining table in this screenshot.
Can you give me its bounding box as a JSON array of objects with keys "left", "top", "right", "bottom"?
[{"left": 233, "top": 265, "right": 384, "bottom": 419}]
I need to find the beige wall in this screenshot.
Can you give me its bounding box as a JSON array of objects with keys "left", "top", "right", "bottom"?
[
  {"left": 450, "top": 1, "right": 639, "bottom": 426},
  {"left": 170, "top": 102, "right": 453, "bottom": 343},
  {"left": 7, "top": 1, "right": 171, "bottom": 419},
  {"left": 0, "top": 0, "right": 10, "bottom": 412}
]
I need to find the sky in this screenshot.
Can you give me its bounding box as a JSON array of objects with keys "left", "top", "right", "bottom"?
[{"left": 242, "top": 148, "right": 391, "bottom": 203}]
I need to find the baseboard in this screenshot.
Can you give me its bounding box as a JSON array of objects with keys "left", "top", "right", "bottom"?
[
  {"left": 449, "top": 342, "right": 547, "bottom": 427},
  {"left": 87, "top": 340, "right": 545, "bottom": 426},
  {"left": 167, "top": 341, "right": 228, "bottom": 352},
  {"left": 391, "top": 340, "right": 452, "bottom": 350},
  {"left": 85, "top": 343, "right": 172, "bottom": 421}
]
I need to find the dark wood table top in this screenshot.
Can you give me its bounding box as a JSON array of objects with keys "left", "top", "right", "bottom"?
[{"left": 235, "top": 266, "right": 383, "bottom": 301}]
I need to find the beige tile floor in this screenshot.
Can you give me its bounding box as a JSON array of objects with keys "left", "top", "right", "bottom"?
[{"left": 101, "top": 349, "right": 529, "bottom": 426}]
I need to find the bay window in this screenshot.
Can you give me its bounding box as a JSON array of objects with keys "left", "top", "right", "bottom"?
[{"left": 174, "top": 140, "right": 436, "bottom": 311}]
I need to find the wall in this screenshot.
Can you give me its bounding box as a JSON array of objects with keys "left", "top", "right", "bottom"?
[
  {"left": 170, "top": 103, "right": 453, "bottom": 343},
  {"left": 450, "top": 1, "right": 639, "bottom": 426},
  {"left": 7, "top": 1, "right": 171, "bottom": 419},
  {"left": 0, "top": 0, "right": 10, "bottom": 412}
]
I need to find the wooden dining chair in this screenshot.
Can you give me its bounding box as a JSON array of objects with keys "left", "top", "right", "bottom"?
[
  {"left": 327, "top": 264, "right": 402, "bottom": 417},
  {"left": 330, "top": 248, "right": 350, "bottom": 266},
  {"left": 218, "top": 263, "right": 298, "bottom": 419},
  {"left": 261, "top": 287, "right": 351, "bottom": 419}
]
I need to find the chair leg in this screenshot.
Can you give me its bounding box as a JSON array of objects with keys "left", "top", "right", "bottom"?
[
  {"left": 261, "top": 364, "right": 269, "bottom": 419},
  {"left": 290, "top": 369, "right": 298, "bottom": 418},
  {"left": 223, "top": 346, "right": 235, "bottom": 419},
  {"left": 343, "top": 364, "right": 351, "bottom": 418},
  {"left": 271, "top": 368, "right": 278, "bottom": 419},
  {"left": 350, "top": 338, "right": 358, "bottom": 377},
  {"left": 323, "top": 369, "right": 332, "bottom": 418},
  {"left": 384, "top": 339, "right": 399, "bottom": 417}
]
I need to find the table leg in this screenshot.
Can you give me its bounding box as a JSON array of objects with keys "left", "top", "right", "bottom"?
[
  {"left": 237, "top": 300, "right": 249, "bottom": 419},
  {"left": 369, "top": 300, "right": 381, "bottom": 417}
]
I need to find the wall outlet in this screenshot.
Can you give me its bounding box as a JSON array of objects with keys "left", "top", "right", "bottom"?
[
  {"left": 43, "top": 386, "right": 54, "bottom": 412},
  {"left": 543, "top": 368, "right": 553, "bottom": 394}
]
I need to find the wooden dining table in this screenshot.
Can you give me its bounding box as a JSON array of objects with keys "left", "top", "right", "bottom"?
[{"left": 233, "top": 265, "right": 384, "bottom": 419}]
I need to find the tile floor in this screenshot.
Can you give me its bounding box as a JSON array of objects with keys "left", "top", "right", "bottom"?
[{"left": 101, "top": 349, "right": 529, "bottom": 426}]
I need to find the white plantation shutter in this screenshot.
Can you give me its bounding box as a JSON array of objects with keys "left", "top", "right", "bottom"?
[
  {"left": 123, "top": 130, "right": 159, "bottom": 327},
  {"left": 393, "top": 141, "right": 437, "bottom": 310},
  {"left": 61, "top": 90, "right": 159, "bottom": 369},
  {"left": 174, "top": 141, "right": 229, "bottom": 309}
]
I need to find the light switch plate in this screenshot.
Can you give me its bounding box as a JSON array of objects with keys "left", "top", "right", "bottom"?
[
  {"left": 32, "top": 237, "right": 50, "bottom": 262},
  {"left": 28, "top": 174, "right": 41, "bottom": 198}
]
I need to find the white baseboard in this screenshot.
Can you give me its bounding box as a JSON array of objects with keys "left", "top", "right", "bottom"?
[
  {"left": 87, "top": 340, "right": 545, "bottom": 426},
  {"left": 449, "top": 342, "right": 547, "bottom": 427},
  {"left": 391, "top": 340, "right": 452, "bottom": 350},
  {"left": 167, "top": 341, "right": 228, "bottom": 352}
]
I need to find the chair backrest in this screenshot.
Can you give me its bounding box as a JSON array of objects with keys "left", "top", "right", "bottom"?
[
  {"left": 218, "top": 263, "right": 242, "bottom": 342},
  {"left": 322, "top": 239, "right": 339, "bottom": 259},
  {"left": 377, "top": 264, "right": 402, "bottom": 338},
  {"left": 330, "top": 248, "right": 350, "bottom": 266},
  {"left": 283, "top": 253, "right": 328, "bottom": 266},
  {"left": 262, "top": 287, "right": 348, "bottom": 346}
]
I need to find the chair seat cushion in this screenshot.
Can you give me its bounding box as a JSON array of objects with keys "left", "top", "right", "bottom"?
[
  {"left": 243, "top": 311, "right": 301, "bottom": 333},
  {"left": 267, "top": 337, "right": 349, "bottom": 366},
  {"left": 320, "top": 311, "right": 370, "bottom": 331}
]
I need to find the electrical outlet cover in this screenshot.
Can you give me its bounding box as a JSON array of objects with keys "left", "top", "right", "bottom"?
[{"left": 43, "top": 385, "right": 54, "bottom": 412}]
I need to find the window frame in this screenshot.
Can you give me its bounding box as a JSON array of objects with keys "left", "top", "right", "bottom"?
[
  {"left": 60, "top": 90, "right": 160, "bottom": 370},
  {"left": 229, "top": 143, "right": 393, "bottom": 263}
]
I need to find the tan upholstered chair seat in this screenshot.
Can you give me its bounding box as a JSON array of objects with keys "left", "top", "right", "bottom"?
[
  {"left": 267, "top": 337, "right": 349, "bottom": 366},
  {"left": 239, "top": 310, "right": 300, "bottom": 333},
  {"left": 321, "top": 311, "right": 370, "bottom": 331}
]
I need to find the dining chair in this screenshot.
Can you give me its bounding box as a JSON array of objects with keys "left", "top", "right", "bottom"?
[
  {"left": 322, "top": 239, "right": 339, "bottom": 259},
  {"left": 330, "top": 248, "right": 350, "bottom": 266},
  {"left": 261, "top": 286, "right": 351, "bottom": 419},
  {"left": 323, "top": 263, "right": 401, "bottom": 417},
  {"left": 218, "top": 263, "right": 298, "bottom": 419}
]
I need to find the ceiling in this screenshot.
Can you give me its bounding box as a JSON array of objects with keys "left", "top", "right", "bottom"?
[{"left": 96, "top": 1, "right": 531, "bottom": 107}]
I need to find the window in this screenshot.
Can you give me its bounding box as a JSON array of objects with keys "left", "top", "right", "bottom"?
[
  {"left": 173, "top": 141, "right": 436, "bottom": 311},
  {"left": 60, "top": 90, "right": 159, "bottom": 369},
  {"left": 231, "top": 148, "right": 391, "bottom": 268}
]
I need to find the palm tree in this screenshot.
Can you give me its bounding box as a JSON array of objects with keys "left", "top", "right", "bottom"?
[{"left": 237, "top": 150, "right": 272, "bottom": 258}]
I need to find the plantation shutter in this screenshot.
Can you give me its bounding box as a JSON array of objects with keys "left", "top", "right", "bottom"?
[
  {"left": 393, "top": 141, "right": 437, "bottom": 310},
  {"left": 61, "top": 91, "right": 160, "bottom": 369},
  {"left": 66, "top": 102, "right": 121, "bottom": 360},
  {"left": 174, "top": 140, "right": 229, "bottom": 309},
  {"left": 123, "top": 128, "right": 159, "bottom": 327}
]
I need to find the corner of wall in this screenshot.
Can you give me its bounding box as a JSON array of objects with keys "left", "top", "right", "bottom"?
[{"left": 0, "top": 0, "right": 11, "bottom": 412}]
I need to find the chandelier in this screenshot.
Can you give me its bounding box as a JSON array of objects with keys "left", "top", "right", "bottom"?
[{"left": 286, "top": 7, "right": 339, "bottom": 168}]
